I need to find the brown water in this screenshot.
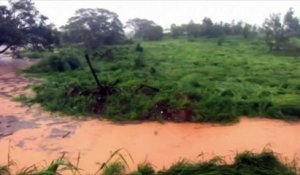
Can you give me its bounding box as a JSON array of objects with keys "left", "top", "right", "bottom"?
[{"left": 0, "top": 56, "right": 299, "bottom": 174}]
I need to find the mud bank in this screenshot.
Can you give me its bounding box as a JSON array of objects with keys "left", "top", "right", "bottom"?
[{"left": 0, "top": 56, "right": 299, "bottom": 174}]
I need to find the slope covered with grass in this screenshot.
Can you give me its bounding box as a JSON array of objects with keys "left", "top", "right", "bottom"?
[{"left": 23, "top": 37, "right": 300, "bottom": 122}]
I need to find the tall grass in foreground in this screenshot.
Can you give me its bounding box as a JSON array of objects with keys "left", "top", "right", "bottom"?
[
  {"left": 0, "top": 155, "right": 78, "bottom": 175},
  {"left": 0, "top": 150, "right": 298, "bottom": 175}
]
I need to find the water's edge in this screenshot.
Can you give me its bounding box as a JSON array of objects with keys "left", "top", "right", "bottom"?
[{"left": 0, "top": 56, "right": 299, "bottom": 173}]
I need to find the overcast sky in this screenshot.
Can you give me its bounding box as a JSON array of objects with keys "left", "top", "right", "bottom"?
[{"left": 1, "top": 0, "right": 300, "bottom": 29}]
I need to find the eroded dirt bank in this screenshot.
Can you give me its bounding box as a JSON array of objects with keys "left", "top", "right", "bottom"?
[{"left": 0, "top": 55, "right": 299, "bottom": 174}]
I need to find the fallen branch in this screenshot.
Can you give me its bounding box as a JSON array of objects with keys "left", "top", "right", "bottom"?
[{"left": 0, "top": 45, "right": 12, "bottom": 54}]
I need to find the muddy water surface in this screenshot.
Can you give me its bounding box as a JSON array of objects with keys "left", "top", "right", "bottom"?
[{"left": 0, "top": 56, "right": 299, "bottom": 174}]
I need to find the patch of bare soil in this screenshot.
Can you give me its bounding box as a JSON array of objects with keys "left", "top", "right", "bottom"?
[{"left": 0, "top": 55, "right": 299, "bottom": 174}]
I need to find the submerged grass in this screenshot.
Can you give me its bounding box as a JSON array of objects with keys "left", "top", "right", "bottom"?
[
  {"left": 0, "top": 150, "right": 298, "bottom": 175},
  {"left": 0, "top": 155, "right": 78, "bottom": 175},
  {"left": 22, "top": 37, "right": 300, "bottom": 122}
]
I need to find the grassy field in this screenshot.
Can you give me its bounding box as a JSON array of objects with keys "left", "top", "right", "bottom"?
[
  {"left": 22, "top": 36, "right": 300, "bottom": 122},
  {"left": 0, "top": 151, "right": 297, "bottom": 175}
]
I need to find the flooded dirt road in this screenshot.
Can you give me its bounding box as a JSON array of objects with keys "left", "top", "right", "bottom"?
[{"left": 0, "top": 55, "right": 299, "bottom": 174}]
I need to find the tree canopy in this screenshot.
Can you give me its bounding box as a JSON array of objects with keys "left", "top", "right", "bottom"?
[
  {"left": 263, "top": 8, "right": 300, "bottom": 51},
  {"left": 0, "top": 0, "right": 58, "bottom": 54},
  {"left": 284, "top": 8, "right": 300, "bottom": 37},
  {"left": 61, "top": 8, "right": 125, "bottom": 48},
  {"left": 170, "top": 18, "right": 257, "bottom": 39},
  {"left": 126, "top": 18, "right": 163, "bottom": 40}
]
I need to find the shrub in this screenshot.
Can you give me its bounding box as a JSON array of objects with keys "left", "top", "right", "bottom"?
[
  {"left": 27, "top": 51, "right": 82, "bottom": 73},
  {"left": 48, "top": 55, "right": 66, "bottom": 72},
  {"left": 217, "top": 35, "right": 225, "bottom": 46},
  {"left": 135, "top": 43, "right": 144, "bottom": 52}
]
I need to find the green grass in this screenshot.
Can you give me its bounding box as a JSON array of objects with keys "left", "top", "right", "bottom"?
[
  {"left": 23, "top": 36, "right": 300, "bottom": 122},
  {"left": 0, "top": 150, "right": 297, "bottom": 175},
  {"left": 0, "top": 159, "right": 77, "bottom": 175},
  {"left": 144, "top": 151, "right": 297, "bottom": 175}
]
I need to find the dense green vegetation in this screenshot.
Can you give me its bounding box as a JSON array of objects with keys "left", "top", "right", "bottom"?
[
  {"left": 129, "top": 151, "right": 297, "bottom": 175},
  {"left": 0, "top": 151, "right": 297, "bottom": 175},
  {"left": 21, "top": 37, "right": 300, "bottom": 122}
]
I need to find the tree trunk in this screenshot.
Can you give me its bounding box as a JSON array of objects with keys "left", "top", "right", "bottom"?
[
  {"left": 85, "top": 54, "right": 103, "bottom": 89},
  {"left": 0, "top": 45, "right": 12, "bottom": 54}
]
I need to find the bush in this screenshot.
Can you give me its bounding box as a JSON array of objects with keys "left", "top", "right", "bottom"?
[
  {"left": 135, "top": 43, "right": 144, "bottom": 52},
  {"left": 27, "top": 51, "right": 82, "bottom": 73},
  {"left": 64, "top": 54, "right": 82, "bottom": 70},
  {"left": 48, "top": 55, "right": 66, "bottom": 72},
  {"left": 217, "top": 35, "right": 225, "bottom": 46}
]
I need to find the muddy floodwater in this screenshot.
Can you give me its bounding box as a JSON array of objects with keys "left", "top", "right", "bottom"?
[{"left": 0, "top": 55, "right": 299, "bottom": 174}]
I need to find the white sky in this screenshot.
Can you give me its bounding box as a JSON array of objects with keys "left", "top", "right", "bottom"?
[{"left": 1, "top": 0, "right": 300, "bottom": 29}]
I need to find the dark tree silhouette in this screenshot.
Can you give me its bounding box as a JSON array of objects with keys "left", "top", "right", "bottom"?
[
  {"left": 126, "top": 18, "right": 163, "bottom": 40},
  {"left": 62, "top": 8, "right": 125, "bottom": 48},
  {"left": 0, "top": 0, "right": 58, "bottom": 54},
  {"left": 263, "top": 8, "right": 300, "bottom": 51}
]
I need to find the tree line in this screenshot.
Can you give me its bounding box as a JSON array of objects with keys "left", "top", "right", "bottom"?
[
  {"left": 1, "top": 0, "right": 300, "bottom": 54},
  {"left": 170, "top": 18, "right": 257, "bottom": 39}
]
